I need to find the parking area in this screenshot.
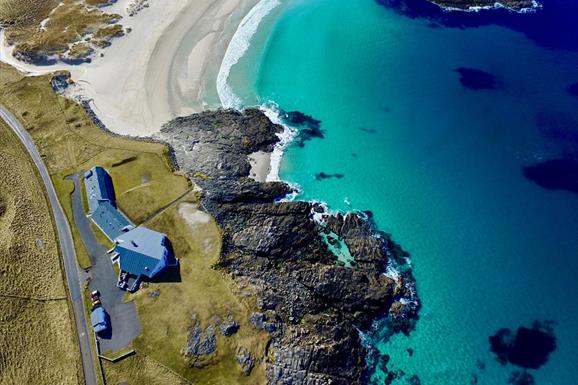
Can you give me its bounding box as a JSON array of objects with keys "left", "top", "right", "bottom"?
[{"left": 69, "top": 174, "right": 140, "bottom": 353}]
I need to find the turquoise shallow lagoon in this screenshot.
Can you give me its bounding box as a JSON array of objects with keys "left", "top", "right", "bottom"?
[{"left": 224, "top": 0, "right": 578, "bottom": 383}]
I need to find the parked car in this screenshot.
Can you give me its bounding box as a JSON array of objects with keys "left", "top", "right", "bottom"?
[{"left": 90, "top": 290, "right": 100, "bottom": 302}]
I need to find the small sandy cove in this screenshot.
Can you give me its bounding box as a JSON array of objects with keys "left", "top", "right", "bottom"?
[{"left": 0, "top": 0, "right": 259, "bottom": 136}]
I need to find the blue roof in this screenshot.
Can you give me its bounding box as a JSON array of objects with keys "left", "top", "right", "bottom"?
[
  {"left": 83, "top": 165, "right": 177, "bottom": 280},
  {"left": 91, "top": 201, "right": 133, "bottom": 241},
  {"left": 90, "top": 307, "right": 109, "bottom": 333},
  {"left": 114, "top": 227, "right": 176, "bottom": 278},
  {"left": 83, "top": 166, "right": 134, "bottom": 241},
  {"left": 84, "top": 166, "right": 116, "bottom": 213}
]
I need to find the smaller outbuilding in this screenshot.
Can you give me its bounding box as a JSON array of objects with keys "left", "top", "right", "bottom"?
[{"left": 90, "top": 306, "right": 110, "bottom": 334}]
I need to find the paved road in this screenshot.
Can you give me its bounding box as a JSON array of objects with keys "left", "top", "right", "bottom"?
[
  {"left": 69, "top": 174, "right": 140, "bottom": 353},
  {"left": 0, "top": 105, "right": 98, "bottom": 385}
]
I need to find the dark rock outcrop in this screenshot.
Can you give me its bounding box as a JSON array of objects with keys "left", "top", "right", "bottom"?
[
  {"left": 182, "top": 315, "right": 218, "bottom": 368},
  {"left": 428, "top": 0, "right": 536, "bottom": 11},
  {"left": 220, "top": 317, "right": 240, "bottom": 336},
  {"left": 237, "top": 347, "right": 256, "bottom": 375},
  {"left": 161, "top": 108, "right": 419, "bottom": 384}
]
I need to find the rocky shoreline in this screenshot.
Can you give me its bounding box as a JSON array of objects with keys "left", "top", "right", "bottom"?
[
  {"left": 161, "top": 108, "right": 419, "bottom": 384},
  {"left": 427, "top": 0, "right": 539, "bottom": 12}
]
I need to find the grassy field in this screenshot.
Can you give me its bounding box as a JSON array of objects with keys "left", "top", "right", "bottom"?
[
  {"left": 0, "top": 62, "right": 191, "bottom": 266},
  {"left": 0, "top": 0, "right": 123, "bottom": 61},
  {"left": 102, "top": 354, "right": 191, "bottom": 385},
  {"left": 0, "top": 118, "right": 81, "bottom": 384},
  {"left": 127, "top": 198, "right": 268, "bottom": 384},
  {"left": 0, "top": 62, "right": 268, "bottom": 384}
]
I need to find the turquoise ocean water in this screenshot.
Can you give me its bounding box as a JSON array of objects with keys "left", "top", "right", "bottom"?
[{"left": 221, "top": 0, "right": 578, "bottom": 383}]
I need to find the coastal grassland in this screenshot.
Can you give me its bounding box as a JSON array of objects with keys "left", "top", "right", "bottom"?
[
  {"left": 0, "top": 119, "right": 65, "bottom": 298},
  {"left": 0, "top": 0, "right": 59, "bottom": 26},
  {"left": 102, "top": 354, "right": 191, "bottom": 385},
  {"left": 124, "top": 198, "right": 268, "bottom": 384},
  {"left": 0, "top": 62, "right": 191, "bottom": 263},
  {"left": 0, "top": 63, "right": 266, "bottom": 384},
  {"left": 0, "top": 0, "right": 123, "bottom": 61},
  {"left": 0, "top": 298, "right": 81, "bottom": 385},
  {"left": 0, "top": 119, "right": 81, "bottom": 384}
]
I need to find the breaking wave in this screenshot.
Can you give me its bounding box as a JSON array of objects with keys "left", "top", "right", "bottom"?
[{"left": 217, "top": 0, "right": 281, "bottom": 109}]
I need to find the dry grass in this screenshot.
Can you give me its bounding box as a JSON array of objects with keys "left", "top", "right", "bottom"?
[
  {"left": 102, "top": 353, "right": 190, "bottom": 385},
  {"left": 0, "top": 0, "right": 59, "bottom": 26},
  {"left": 0, "top": 298, "right": 81, "bottom": 385},
  {"left": 0, "top": 0, "right": 122, "bottom": 61},
  {"left": 0, "top": 62, "right": 267, "bottom": 384},
  {"left": 0, "top": 119, "right": 80, "bottom": 385},
  {"left": 0, "top": 119, "right": 65, "bottom": 298},
  {"left": 0, "top": 62, "right": 190, "bottom": 230},
  {"left": 130, "top": 199, "right": 268, "bottom": 384}
]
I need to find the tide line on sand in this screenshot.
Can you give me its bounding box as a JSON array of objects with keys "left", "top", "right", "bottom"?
[{"left": 0, "top": 0, "right": 261, "bottom": 137}]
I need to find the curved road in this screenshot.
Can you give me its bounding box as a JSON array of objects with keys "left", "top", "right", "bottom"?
[{"left": 0, "top": 105, "right": 98, "bottom": 385}]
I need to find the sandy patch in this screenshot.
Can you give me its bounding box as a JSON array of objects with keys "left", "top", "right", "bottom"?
[
  {"left": 178, "top": 202, "right": 212, "bottom": 231},
  {"left": 248, "top": 150, "right": 272, "bottom": 183}
]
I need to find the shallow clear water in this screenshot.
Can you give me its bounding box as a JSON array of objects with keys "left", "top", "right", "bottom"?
[{"left": 225, "top": 0, "right": 578, "bottom": 383}]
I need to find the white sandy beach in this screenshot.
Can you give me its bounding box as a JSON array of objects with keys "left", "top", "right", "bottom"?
[
  {"left": 0, "top": 0, "right": 259, "bottom": 136},
  {"left": 248, "top": 151, "right": 272, "bottom": 182}
]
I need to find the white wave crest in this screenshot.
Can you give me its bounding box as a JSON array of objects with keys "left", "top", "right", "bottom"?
[
  {"left": 217, "top": 0, "right": 281, "bottom": 109},
  {"left": 258, "top": 104, "right": 298, "bottom": 182}
]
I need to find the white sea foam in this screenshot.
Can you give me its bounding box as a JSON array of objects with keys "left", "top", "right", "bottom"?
[
  {"left": 217, "top": 0, "right": 281, "bottom": 109},
  {"left": 441, "top": 0, "right": 541, "bottom": 13},
  {"left": 384, "top": 262, "right": 401, "bottom": 281},
  {"left": 310, "top": 201, "right": 330, "bottom": 225},
  {"left": 216, "top": 0, "right": 416, "bottom": 298},
  {"left": 258, "top": 104, "right": 298, "bottom": 182}
]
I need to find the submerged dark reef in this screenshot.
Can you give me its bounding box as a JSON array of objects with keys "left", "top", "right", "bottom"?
[
  {"left": 508, "top": 370, "right": 535, "bottom": 385},
  {"left": 455, "top": 67, "right": 498, "bottom": 90},
  {"left": 489, "top": 321, "right": 556, "bottom": 385},
  {"left": 376, "top": 0, "right": 578, "bottom": 52},
  {"left": 360, "top": 127, "right": 378, "bottom": 134},
  {"left": 315, "top": 172, "right": 345, "bottom": 181},
  {"left": 567, "top": 83, "right": 578, "bottom": 97},
  {"left": 161, "top": 108, "right": 418, "bottom": 384},
  {"left": 280, "top": 109, "right": 325, "bottom": 147},
  {"left": 524, "top": 159, "right": 578, "bottom": 195}
]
